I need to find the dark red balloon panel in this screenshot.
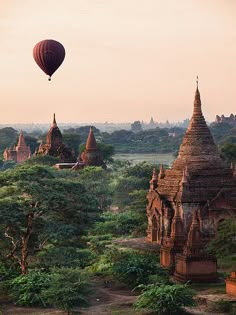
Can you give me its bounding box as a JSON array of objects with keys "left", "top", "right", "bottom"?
[{"left": 33, "top": 39, "right": 65, "bottom": 78}]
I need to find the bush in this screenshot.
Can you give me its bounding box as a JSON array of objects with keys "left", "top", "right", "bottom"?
[
  {"left": 135, "top": 283, "right": 195, "bottom": 315},
  {"left": 38, "top": 246, "right": 97, "bottom": 268},
  {"left": 0, "top": 262, "right": 21, "bottom": 293},
  {"left": 86, "top": 234, "right": 113, "bottom": 255},
  {"left": 94, "top": 210, "right": 146, "bottom": 237},
  {"left": 111, "top": 250, "right": 167, "bottom": 287},
  {"left": 9, "top": 270, "right": 51, "bottom": 306},
  {"left": 41, "top": 268, "right": 90, "bottom": 313}
]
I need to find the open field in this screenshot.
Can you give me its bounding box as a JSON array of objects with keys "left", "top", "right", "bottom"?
[{"left": 114, "top": 153, "right": 175, "bottom": 166}]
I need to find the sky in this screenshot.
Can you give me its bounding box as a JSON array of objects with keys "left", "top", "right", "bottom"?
[{"left": 1, "top": 0, "right": 236, "bottom": 124}]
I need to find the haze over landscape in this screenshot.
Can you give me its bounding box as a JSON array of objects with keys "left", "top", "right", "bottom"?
[{"left": 1, "top": 0, "right": 236, "bottom": 124}]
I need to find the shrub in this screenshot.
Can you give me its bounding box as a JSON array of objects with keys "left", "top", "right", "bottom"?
[
  {"left": 41, "top": 268, "right": 90, "bottom": 313},
  {"left": 9, "top": 270, "right": 51, "bottom": 306},
  {"left": 94, "top": 210, "right": 146, "bottom": 237},
  {"left": 86, "top": 234, "right": 113, "bottom": 254},
  {"left": 0, "top": 262, "right": 21, "bottom": 293},
  {"left": 135, "top": 283, "right": 196, "bottom": 315},
  {"left": 38, "top": 246, "right": 97, "bottom": 268},
  {"left": 111, "top": 250, "right": 167, "bottom": 287}
]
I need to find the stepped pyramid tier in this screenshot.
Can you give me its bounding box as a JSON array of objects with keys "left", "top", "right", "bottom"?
[
  {"left": 79, "top": 127, "right": 104, "bottom": 167},
  {"left": 146, "top": 82, "right": 236, "bottom": 280},
  {"left": 36, "top": 114, "right": 76, "bottom": 163},
  {"left": 3, "top": 131, "right": 31, "bottom": 163}
]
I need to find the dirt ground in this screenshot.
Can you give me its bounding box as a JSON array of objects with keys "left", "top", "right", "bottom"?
[{"left": 1, "top": 278, "right": 235, "bottom": 315}]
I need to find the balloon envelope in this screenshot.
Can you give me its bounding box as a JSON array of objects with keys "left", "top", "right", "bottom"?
[{"left": 33, "top": 39, "right": 65, "bottom": 80}]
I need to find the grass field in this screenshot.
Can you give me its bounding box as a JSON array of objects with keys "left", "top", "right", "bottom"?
[{"left": 114, "top": 153, "right": 175, "bottom": 166}]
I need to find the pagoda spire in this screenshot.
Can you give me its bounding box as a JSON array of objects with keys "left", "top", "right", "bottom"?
[
  {"left": 152, "top": 168, "right": 157, "bottom": 180},
  {"left": 17, "top": 131, "right": 27, "bottom": 147},
  {"left": 158, "top": 164, "right": 165, "bottom": 179},
  {"left": 183, "top": 211, "right": 202, "bottom": 256},
  {"left": 176, "top": 78, "right": 218, "bottom": 158},
  {"left": 52, "top": 113, "right": 57, "bottom": 127},
  {"left": 85, "top": 127, "right": 97, "bottom": 151},
  {"left": 150, "top": 168, "right": 158, "bottom": 190},
  {"left": 193, "top": 76, "right": 203, "bottom": 117},
  {"left": 170, "top": 204, "right": 184, "bottom": 240}
]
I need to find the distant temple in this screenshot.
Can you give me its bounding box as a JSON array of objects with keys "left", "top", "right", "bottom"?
[
  {"left": 146, "top": 82, "right": 236, "bottom": 282},
  {"left": 215, "top": 113, "right": 236, "bottom": 125},
  {"left": 35, "top": 114, "right": 75, "bottom": 163},
  {"left": 3, "top": 131, "right": 31, "bottom": 163},
  {"left": 72, "top": 127, "right": 104, "bottom": 169}
]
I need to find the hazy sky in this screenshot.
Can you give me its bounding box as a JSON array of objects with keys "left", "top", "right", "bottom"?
[{"left": 1, "top": 0, "right": 236, "bottom": 123}]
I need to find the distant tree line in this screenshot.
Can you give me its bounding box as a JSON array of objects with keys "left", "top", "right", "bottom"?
[{"left": 0, "top": 122, "right": 235, "bottom": 163}]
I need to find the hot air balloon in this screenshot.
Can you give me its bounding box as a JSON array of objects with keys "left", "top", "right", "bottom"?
[{"left": 33, "top": 39, "right": 65, "bottom": 81}]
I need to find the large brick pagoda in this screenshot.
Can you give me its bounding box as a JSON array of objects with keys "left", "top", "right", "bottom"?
[
  {"left": 146, "top": 83, "right": 236, "bottom": 282},
  {"left": 35, "top": 114, "right": 75, "bottom": 163}
]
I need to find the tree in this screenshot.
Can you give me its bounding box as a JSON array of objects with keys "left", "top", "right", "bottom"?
[
  {"left": 0, "top": 164, "right": 100, "bottom": 274},
  {"left": 220, "top": 143, "right": 236, "bottom": 164},
  {"left": 24, "top": 134, "right": 38, "bottom": 153},
  {"left": 0, "top": 127, "right": 18, "bottom": 152},
  {"left": 41, "top": 268, "right": 90, "bottom": 314},
  {"left": 78, "top": 166, "right": 112, "bottom": 211},
  {"left": 207, "top": 219, "right": 236, "bottom": 257},
  {"left": 62, "top": 133, "right": 80, "bottom": 157},
  {"left": 131, "top": 121, "right": 142, "bottom": 133}
]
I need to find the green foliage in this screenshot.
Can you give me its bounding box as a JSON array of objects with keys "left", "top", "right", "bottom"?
[
  {"left": 112, "top": 250, "right": 166, "bottom": 287},
  {"left": 0, "top": 261, "right": 21, "bottom": 293},
  {"left": 38, "top": 246, "right": 97, "bottom": 269},
  {"left": 9, "top": 270, "right": 51, "bottom": 306},
  {"left": 0, "top": 164, "right": 101, "bottom": 273},
  {"left": 8, "top": 268, "right": 90, "bottom": 312},
  {"left": 86, "top": 234, "right": 113, "bottom": 255},
  {"left": 123, "top": 162, "right": 157, "bottom": 178},
  {"left": 210, "top": 122, "right": 235, "bottom": 143},
  {"left": 135, "top": 283, "right": 195, "bottom": 315},
  {"left": 0, "top": 160, "right": 16, "bottom": 170},
  {"left": 111, "top": 162, "right": 156, "bottom": 210},
  {"left": 41, "top": 268, "right": 90, "bottom": 312},
  {"left": 94, "top": 210, "right": 146, "bottom": 237},
  {"left": 78, "top": 166, "right": 112, "bottom": 211},
  {"left": 62, "top": 133, "right": 80, "bottom": 157},
  {"left": 220, "top": 142, "right": 236, "bottom": 163},
  {"left": 23, "top": 155, "right": 59, "bottom": 166},
  {"left": 0, "top": 127, "right": 18, "bottom": 152},
  {"left": 102, "top": 128, "right": 184, "bottom": 153},
  {"left": 24, "top": 134, "right": 38, "bottom": 153},
  {"left": 64, "top": 126, "right": 100, "bottom": 143},
  {"left": 97, "top": 142, "right": 115, "bottom": 162},
  {"left": 207, "top": 219, "right": 236, "bottom": 258}
]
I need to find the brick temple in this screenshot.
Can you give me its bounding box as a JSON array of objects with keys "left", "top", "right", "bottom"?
[
  {"left": 72, "top": 127, "right": 104, "bottom": 169},
  {"left": 3, "top": 131, "right": 31, "bottom": 163},
  {"left": 80, "top": 127, "right": 103, "bottom": 166},
  {"left": 146, "top": 83, "right": 236, "bottom": 282},
  {"left": 35, "top": 114, "right": 75, "bottom": 163}
]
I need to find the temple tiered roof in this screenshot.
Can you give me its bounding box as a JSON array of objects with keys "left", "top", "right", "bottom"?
[{"left": 156, "top": 84, "right": 236, "bottom": 203}]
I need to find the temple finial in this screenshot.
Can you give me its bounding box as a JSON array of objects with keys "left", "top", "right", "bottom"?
[
  {"left": 52, "top": 113, "right": 57, "bottom": 127},
  {"left": 196, "top": 75, "right": 198, "bottom": 88}
]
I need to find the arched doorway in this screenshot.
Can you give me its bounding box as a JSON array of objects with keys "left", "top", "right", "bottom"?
[{"left": 151, "top": 215, "right": 158, "bottom": 242}]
